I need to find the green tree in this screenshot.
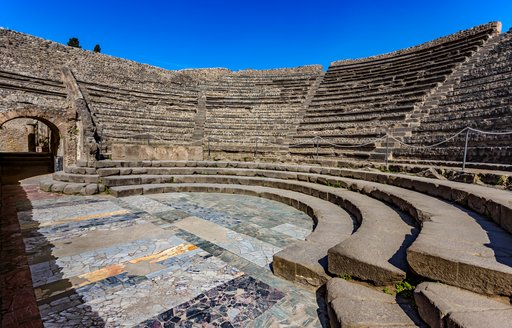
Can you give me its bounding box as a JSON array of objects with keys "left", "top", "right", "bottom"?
[
  {"left": 67, "top": 37, "right": 81, "bottom": 48},
  {"left": 93, "top": 44, "right": 101, "bottom": 53}
]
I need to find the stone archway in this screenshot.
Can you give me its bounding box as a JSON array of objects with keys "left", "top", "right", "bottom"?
[{"left": 0, "top": 105, "right": 78, "bottom": 166}]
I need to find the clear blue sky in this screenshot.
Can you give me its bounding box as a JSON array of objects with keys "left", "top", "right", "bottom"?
[{"left": 1, "top": 0, "right": 511, "bottom": 71}]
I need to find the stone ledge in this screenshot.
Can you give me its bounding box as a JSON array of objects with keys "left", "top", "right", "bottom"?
[
  {"left": 415, "top": 282, "right": 512, "bottom": 328},
  {"left": 326, "top": 278, "right": 424, "bottom": 328}
]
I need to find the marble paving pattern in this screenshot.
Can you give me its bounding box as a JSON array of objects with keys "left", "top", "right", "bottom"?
[
  {"left": 17, "top": 190, "right": 324, "bottom": 327},
  {"left": 120, "top": 195, "right": 176, "bottom": 214},
  {"left": 135, "top": 275, "right": 285, "bottom": 328},
  {"left": 174, "top": 216, "right": 282, "bottom": 268}
]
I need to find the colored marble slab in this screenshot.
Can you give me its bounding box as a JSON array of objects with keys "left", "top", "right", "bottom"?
[
  {"left": 34, "top": 243, "right": 198, "bottom": 301},
  {"left": 135, "top": 274, "right": 285, "bottom": 328},
  {"left": 30, "top": 235, "right": 185, "bottom": 287},
  {"left": 41, "top": 251, "right": 243, "bottom": 327}
]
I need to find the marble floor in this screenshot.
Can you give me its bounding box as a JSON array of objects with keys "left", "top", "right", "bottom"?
[{"left": 4, "top": 182, "right": 327, "bottom": 327}]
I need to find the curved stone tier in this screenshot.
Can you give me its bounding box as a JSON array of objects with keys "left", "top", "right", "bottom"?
[{"left": 39, "top": 159, "right": 512, "bottom": 326}]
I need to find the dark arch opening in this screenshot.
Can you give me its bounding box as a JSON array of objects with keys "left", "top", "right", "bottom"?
[{"left": 0, "top": 117, "right": 62, "bottom": 184}]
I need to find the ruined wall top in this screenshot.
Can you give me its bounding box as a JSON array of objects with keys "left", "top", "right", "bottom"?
[
  {"left": 0, "top": 29, "right": 321, "bottom": 91},
  {"left": 331, "top": 21, "right": 502, "bottom": 66}
]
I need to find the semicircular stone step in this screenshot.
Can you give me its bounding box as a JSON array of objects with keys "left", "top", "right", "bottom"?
[
  {"left": 104, "top": 167, "right": 512, "bottom": 295},
  {"left": 414, "top": 282, "right": 512, "bottom": 328},
  {"left": 164, "top": 173, "right": 418, "bottom": 285},
  {"left": 326, "top": 278, "right": 425, "bottom": 328},
  {"left": 110, "top": 182, "right": 354, "bottom": 289}
]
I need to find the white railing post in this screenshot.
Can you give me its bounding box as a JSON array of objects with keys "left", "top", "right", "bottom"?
[{"left": 462, "top": 128, "right": 470, "bottom": 171}]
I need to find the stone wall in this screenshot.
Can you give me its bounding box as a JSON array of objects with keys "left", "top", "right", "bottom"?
[
  {"left": 0, "top": 118, "right": 31, "bottom": 152},
  {"left": 111, "top": 143, "right": 203, "bottom": 161}
]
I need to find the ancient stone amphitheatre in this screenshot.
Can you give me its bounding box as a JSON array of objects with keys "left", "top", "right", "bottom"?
[{"left": 1, "top": 21, "right": 511, "bottom": 327}]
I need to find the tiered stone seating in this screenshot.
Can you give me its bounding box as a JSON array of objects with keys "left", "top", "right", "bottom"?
[
  {"left": 292, "top": 23, "right": 499, "bottom": 159},
  {"left": 395, "top": 29, "right": 512, "bottom": 163},
  {"left": 40, "top": 160, "right": 512, "bottom": 326},
  {"left": 0, "top": 70, "right": 68, "bottom": 110},
  {"left": 203, "top": 68, "right": 321, "bottom": 156},
  {"left": 79, "top": 81, "right": 200, "bottom": 146},
  {"left": 326, "top": 278, "right": 423, "bottom": 328}
]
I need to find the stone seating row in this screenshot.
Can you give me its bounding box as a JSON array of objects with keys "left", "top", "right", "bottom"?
[
  {"left": 302, "top": 109, "right": 408, "bottom": 123},
  {"left": 100, "top": 131, "right": 194, "bottom": 144},
  {"left": 427, "top": 102, "right": 509, "bottom": 117},
  {"left": 311, "top": 79, "right": 441, "bottom": 102},
  {"left": 324, "top": 52, "right": 473, "bottom": 83},
  {"left": 0, "top": 70, "right": 66, "bottom": 93},
  {"left": 296, "top": 122, "right": 394, "bottom": 134},
  {"left": 294, "top": 129, "right": 385, "bottom": 140},
  {"left": 94, "top": 104, "right": 196, "bottom": 118},
  {"left": 97, "top": 114, "right": 195, "bottom": 127},
  {"left": 327, "top": 27, "right": 493, "bottom": 72},
  {"left": 326, "top": 278, "right": 512, "bottom": 328},
  {"left": 205, "top": 100, "right": 304, "bottom": 108},
  {"left": 0, "top": 74, "right": 68, "bottom": 99},
  {"left": 393, "top": 146, "right": 512, "bottom": 163},
  {"left": 83, "top": 84, "right": 199, "bottom": 103},
  {"left": 328, "top": 57, "right": 466, "bottom": 80},
  {"left": 463, "top": 65, "right": 512, "bottom": 83},
  {"left": 84, "top": 161, "right": 512, "bottom": 237},
  {"left": 80, "top": 80, "right": 200, "bottom": 96},
  {"left": 205, "top": 84, "right": 310, "bottom": 91},
  {"left": 85, "top": 88, "right": 199, "bottom": 104},
  {"left": 304, "top": 104, "right": 414, "bottom": 120},
  {"left": 204, "top": 76, "right": 316, "bottom": 86},
  {"left": 444, "top": 76, "right": 512, "bottom": 96},
  {"left": 308, "top": 90, "right": 429, "bottom": 110},
  {"left": 98, "top": 123, "right": 195, "bottom": 136},
  {"left": 439, "top": 90, "right": 512, "bottom": 107},
  {"left": 101, "top": 170, "right": 512, "bottom": 295},
  {"left": 317, "top": 73, "right": 442, "bottom": 92}
]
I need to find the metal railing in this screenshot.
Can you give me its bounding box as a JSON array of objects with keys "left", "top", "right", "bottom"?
[{"left": 120, "top": 127, "right": 512, "bottom": 170}]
